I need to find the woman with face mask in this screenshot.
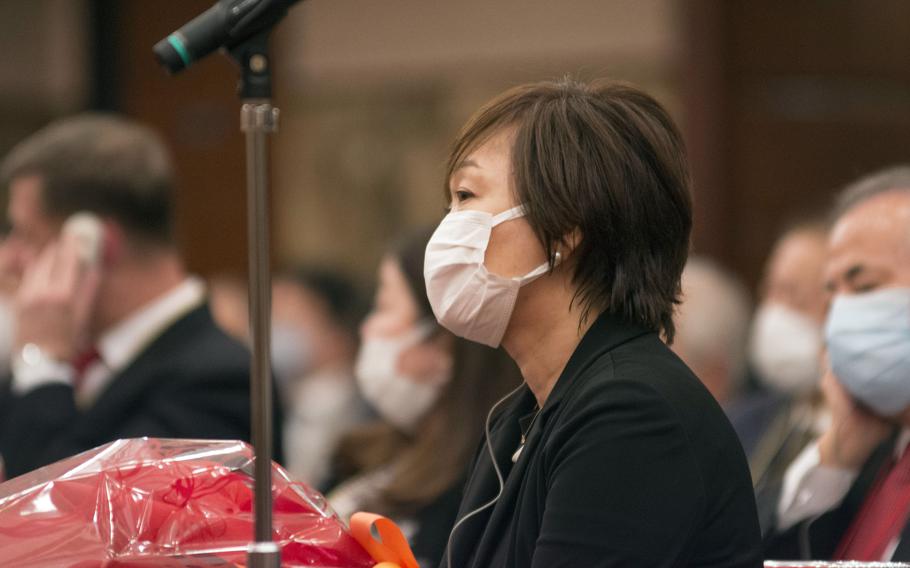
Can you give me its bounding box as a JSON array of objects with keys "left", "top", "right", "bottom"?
[
  {"left": 429, "top": 79, "right": 763, "bottom": 567},
  {"left": 272, "top": 268, "right": 368, "bottom": 490},
  {"left": 749, "top": 221, "right": 829, "bottom": 399},
  {"left": 326, "top": 227, "right": 522, "bottom": 568}
]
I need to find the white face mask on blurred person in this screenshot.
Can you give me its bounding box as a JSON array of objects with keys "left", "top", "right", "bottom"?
[
  {"left": 271, "top": 322, "right": 314, "bottom": 389},
  {"left": 355, "top": 324, "right": 449, "bottom": 432},
  {"left": 424, "top": 206, "right": 557, "bottom": 348},
  {"left": 748, "top": 303, "right": 822, "bottom": 395}
]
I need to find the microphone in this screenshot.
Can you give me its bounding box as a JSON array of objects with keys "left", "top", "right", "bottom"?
[{"left": 153, "top": 0, "right": 301, "bottom": 74}]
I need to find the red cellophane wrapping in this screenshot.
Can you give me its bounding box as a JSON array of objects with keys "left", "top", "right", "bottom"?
[{"left": 0, "top": 438, "right": 375, "bottom": 568}]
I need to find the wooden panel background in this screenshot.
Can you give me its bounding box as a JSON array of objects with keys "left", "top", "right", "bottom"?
[
  {"left": 93, "top": 0, "right": 249, "bottom": 277},
  {"left": 684, "top": 0, "right": 910, "bottom": 288}
]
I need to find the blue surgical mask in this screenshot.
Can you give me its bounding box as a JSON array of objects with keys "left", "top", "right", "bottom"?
[{"left": 825, "top": 287, "right": 910, "bottom": 417}]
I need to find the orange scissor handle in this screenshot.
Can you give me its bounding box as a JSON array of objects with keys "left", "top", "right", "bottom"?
[{"left": 350, "top": 512, "right": 420, "bottom": 568}]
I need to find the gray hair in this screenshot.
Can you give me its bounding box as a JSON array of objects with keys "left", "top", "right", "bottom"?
[{"left": 834, "top": 165, "right": 910, "bottom": 220}]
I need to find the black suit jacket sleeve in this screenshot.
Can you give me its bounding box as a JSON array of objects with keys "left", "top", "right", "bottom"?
[
  {"left": 0, "top": 383, "right": 79, "bottom": 476},
  {"left": 115, "top": 365, "right": 252, "bottom": 440},
  {"left": 0, "top": 363, "right": 252, "bottom": 478},
  {"left": 533, "top": 379, "right": 704, "bottom": 566},
  {"left": 0, "top": 305, "right": 282, "bottom": 479}
]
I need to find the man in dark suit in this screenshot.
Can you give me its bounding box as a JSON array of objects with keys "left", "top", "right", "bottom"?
[
  {"left": 764, "top": 166, "right": 910, "bottom": 561},
  {"left": 0, "top": 114, "right": 280, "bottom": 479}
]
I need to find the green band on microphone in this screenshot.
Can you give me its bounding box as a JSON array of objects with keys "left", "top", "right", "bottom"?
[{"left": 167, "top": 35, "right": 192, "bottom": 67}]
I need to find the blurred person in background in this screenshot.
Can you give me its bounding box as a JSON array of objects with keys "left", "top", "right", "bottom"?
[
  {"left": 765, "top": 166, "right": 910, "bottom": 562},
  {"left": 749, "top": 219, "right": 828, "bottom": 397},
  {"left": 272, "top": 266, "right": 367, "bottom": 489},
  {"left": 327, "top": 227, "right": 522, "bottom": 568},
  {"left": 209, "top": 266, "right": 366, "bottom": 488},
  {"left": 0, "top": 114, "right": 278, "bottom": 479},
  {"left": 0, "top": 233, "right": 18, "bottom": 478},
  {"left": 208, "top": 273, "right": 250, "bottom": 343},
  {"left": 673, "top": 256, "right": 753, "bottom": 413},
  {"left": 748, "top": 219, "right": 830, "bottom": 532},
  {"left": 674, "top": 256, "right": 792, "bottom": 464},
  {"left": 0, "top": 229, "right": 19, "bottom": 373}
]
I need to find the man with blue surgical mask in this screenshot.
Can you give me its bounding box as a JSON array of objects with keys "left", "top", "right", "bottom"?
[{"left": 765, "top": 166, "right": 910, "bottom": 562}]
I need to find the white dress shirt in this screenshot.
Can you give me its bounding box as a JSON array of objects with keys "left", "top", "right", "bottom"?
[
  {"left": 282, "top": 367, "right": 363, "bottom": 487},
  {"left": 777, "top": 428, "right": 910, "bottom": 560},
  {"left": 12, "top": 278, "right": 206, "bottom": 409}
]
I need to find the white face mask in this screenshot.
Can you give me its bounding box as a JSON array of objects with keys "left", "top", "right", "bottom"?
[
  {"left": 355, "top": 324, "right": 450, "bottom": 432},
  {"left": 424, "top": 205, "right": 556, "bottom": 347},
  {"left": 271, "top": 322, "right": 314, "bottom": 389},
  {"left": 748, "top": 303, "right": 822, "bottom": 395}
]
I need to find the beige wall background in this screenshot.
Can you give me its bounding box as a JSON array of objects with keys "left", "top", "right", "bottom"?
[
  {"left": 0, "top": 0, "right": 686, "bottom": 284},
  {"left": 8, "top": 2, "right": 901, "bottom": 295},
  {"left": 271, "top": 0, "right": 683, "bottom": 280},
  {"left": 0, "top": 0, "right": 89, "bottom": 165},
  {"left": 0, "top": 0, "right": 684, "bottom": 284}
]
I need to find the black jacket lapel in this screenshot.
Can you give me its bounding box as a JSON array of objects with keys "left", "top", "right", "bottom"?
[{"left": 85, "top": 306, "right": 209, "bottom": 424}]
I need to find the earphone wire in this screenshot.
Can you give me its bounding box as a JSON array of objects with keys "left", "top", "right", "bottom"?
[{"left": 445, "top": 381, "right": 527, "bottom": 568}]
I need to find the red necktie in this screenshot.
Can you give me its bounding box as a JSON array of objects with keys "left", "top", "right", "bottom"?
[
  {"left": 71, "top": 347, "right": 101, "bottom": 391},
  {"left": 835, "top": 444, "right": 910, "bottom": 560}
]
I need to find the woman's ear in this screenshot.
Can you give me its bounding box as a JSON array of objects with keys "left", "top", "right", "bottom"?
[{"left": 556, "top": 228, "right": 583, "bottom": 261}]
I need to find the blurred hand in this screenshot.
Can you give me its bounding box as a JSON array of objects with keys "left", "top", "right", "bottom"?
[
  {"left": 817, "top": 367, "right": 892, "bottom": 470},
  {"left": 398, "top": 335, "right": 452, "bottom": 386},
  {"left": 0, "top": 237, "right": 22, "bottom": 298},
  {"left": 14, "top": 234, "right": 101, "bottom": 362}
]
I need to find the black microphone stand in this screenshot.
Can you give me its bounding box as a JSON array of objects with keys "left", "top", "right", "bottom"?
[
  {"left": 229, "top": 30, "right": 280, "bottom": 568},
  {"left": 154, "top": 4, "right": 299, "bottom": 566}
]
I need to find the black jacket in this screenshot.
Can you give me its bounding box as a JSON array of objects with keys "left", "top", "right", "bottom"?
[
  {"left": 763, "top": 432, "right": 910, "bottom": 561},
  {"left": 0, "top": 304, "right": 282, "bottom": 478},
  {"left": 441, "top": 312, "right": 763, "bottom": 568},
  {"left": 410, "top": 482, "right": 465, "bottom": 568}
]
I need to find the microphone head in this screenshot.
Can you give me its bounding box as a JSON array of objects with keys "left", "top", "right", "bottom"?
[{"left": 153, "top": 34, "right": 192, "bottom": 74}]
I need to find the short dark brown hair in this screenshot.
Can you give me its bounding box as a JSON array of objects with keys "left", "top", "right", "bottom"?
[
  {"left": 0, "top": 113, "right": 175, "bottom": 244},
  {"left": 446, "top": 78, "right": 692, "bottom": 341}
]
